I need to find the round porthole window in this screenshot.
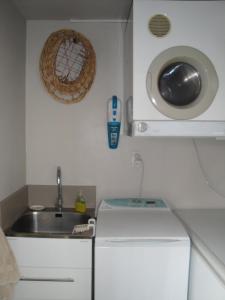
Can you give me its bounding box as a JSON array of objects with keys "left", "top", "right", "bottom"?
[
  {"left": 158, "top": 62, "right": 201, "bottom": 106},
  {"left": 146, "top": 46, "right": 218, "bottom": 120}
]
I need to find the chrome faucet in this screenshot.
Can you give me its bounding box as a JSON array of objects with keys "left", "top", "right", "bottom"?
[{"left": 56, "top": 166, "right": 63, "bottom": 212}]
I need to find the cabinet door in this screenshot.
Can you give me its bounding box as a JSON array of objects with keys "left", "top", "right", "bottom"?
[
  {"left": 7, "top": 237, "right": 92, "bottom": 300},
  {"left": 12, "top": 268, "right": 91, "bottom": 300},
  {"left": 7, "top": 237, "right": 92, "bottom": 268}
]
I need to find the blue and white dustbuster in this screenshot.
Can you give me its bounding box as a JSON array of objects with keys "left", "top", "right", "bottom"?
[{"left": 107, "top": 95, "right": 121, "bottom": 149}]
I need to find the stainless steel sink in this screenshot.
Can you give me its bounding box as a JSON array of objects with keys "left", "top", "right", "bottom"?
[{"left": 9, "top": 210, "right": 91, "bottom": 234}]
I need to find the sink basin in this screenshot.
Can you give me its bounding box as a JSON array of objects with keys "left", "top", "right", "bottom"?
[{"left": 10, "top": 210, "right": 91, "bottom": 234}]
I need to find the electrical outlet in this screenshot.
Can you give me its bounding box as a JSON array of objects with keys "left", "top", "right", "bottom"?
[{"left": 132, "top": 152, "right": 142, "bottom": 168}]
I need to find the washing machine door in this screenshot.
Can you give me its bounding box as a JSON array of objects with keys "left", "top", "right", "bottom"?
[{"left": 146, "top": 46, "right": 218, "bottom": 120}]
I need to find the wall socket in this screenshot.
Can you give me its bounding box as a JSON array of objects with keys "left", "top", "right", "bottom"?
[{"left": 132, "top": 152, "right": 143, "bottom": 168}]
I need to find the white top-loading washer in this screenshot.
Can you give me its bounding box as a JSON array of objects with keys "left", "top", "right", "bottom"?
[{"left": 95, "top": 198, "right": 190, "bottom": 300}]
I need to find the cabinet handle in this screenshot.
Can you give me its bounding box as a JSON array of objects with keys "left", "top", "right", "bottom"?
[{"left": 20, "top": 277, "right": 74, "bottom": 283}]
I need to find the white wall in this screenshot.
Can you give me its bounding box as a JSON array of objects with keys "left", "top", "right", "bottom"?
[
  {"left": 0, "top": 0, "right": 26, "bottom": 201},
  {"left": 26, "top": 20, "right": 225, "bottom": 209}
]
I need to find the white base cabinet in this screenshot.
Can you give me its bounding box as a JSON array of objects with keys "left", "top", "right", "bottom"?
[
  {"left": 7, "top": 237, "right": 92, "bottom": 300},
  {"left": 188, "top": 247, "right": 225, "bottom": 300}
]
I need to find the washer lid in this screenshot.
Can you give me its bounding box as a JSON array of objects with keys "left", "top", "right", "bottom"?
[{"left": 96, "top": 209, "right": 189, "bottom": 241}]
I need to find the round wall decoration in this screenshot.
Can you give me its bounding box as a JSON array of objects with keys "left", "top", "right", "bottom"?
[{"left": 40, "top": 29, "right": 96, "bottom": 104}]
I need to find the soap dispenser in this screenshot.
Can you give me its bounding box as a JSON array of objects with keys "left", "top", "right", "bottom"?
[{"left": 74, "top": 190, "right": 87, "bottom": 213}]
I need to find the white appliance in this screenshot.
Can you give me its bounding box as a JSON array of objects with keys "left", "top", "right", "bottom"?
[
  {"left": 95, "top": 199, "right": 190, "bottom": 300},
  {"left": 124, "top": 1, "right": 225, "bottom": 137}
]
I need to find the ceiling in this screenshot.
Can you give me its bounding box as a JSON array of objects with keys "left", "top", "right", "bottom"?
[{"left": 12, "top": 0, "right": 133, "bottom": 20}]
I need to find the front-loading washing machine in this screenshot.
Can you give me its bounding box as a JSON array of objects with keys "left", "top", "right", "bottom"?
[{"left": 125, "top": 1, "right": 225, "bottom": 136}]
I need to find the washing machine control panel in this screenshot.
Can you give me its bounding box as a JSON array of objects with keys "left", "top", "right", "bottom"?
[{"left": 99, "top": 198, "right": 169, "bottom": 210}]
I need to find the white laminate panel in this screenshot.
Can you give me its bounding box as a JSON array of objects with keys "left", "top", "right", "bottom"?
[{"left": 189, "top": 247, "right": 225, "bottom": 300}]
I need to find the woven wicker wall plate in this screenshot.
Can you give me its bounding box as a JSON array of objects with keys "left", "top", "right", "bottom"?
[{"left": 40, "top": 29, "right": 96, "bottom": 104}]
